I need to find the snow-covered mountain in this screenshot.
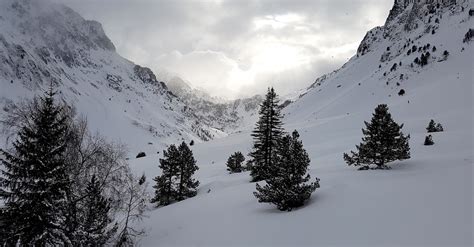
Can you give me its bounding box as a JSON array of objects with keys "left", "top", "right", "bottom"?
[
  {"left": 166, "top": 76, "right": 263, "bottom": 133},
  {"left": 0, "top": 0, "right": 233, "bottom": 154},
  {"left": 129, "top": 1, "right": 473, "bottom": 246}
]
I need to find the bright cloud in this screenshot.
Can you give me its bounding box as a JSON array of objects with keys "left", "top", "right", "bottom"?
[{"left": 58, "top": 0, "right": 393, "bottom": 99}]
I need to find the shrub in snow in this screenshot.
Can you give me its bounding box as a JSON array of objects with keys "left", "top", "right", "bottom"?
[
  {"left": 442, "top": 50, "right": 449, "bottom": 60},
  {"left": 189, "top": 140, "right": 195, "bottom": 146},
  {"left": 426, "top": 119, "right": 444, "bottom": 133},
  {"left": 136, "top": 152, "right": 146, "bottom": 158},
  {"left": 249, "top": 87, "right": 284, "bottom": 182},
  {"left": 424, "top": 135, "right": 435, "bottom": 145},
  {"left": 398, "top": 89, "right": 406, "bottom": 96},
  {"left": 390, "top": 63, "right": 397, "bottom": 71},
  {"left": 227, "top": 151, "right": 245, "bottom": 173},
  {"left": 254, "top": 130, "right": 320, "bottom": 211},
  {"left": 343, "top": 104, "right": 411, "bottom": 170},
  {"left": 463, "top": 29, "right": 474, "bottom": 43},
  {"left": 151, "top": 142, "right": 199, "bottom": 206},
  {"left": 436, "top": 123, "right": 444, "bottom": 132}
]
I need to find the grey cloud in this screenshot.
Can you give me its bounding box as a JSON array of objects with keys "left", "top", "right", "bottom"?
[{"left": 55, "top": 0, "right": 393, "bottom": 98}]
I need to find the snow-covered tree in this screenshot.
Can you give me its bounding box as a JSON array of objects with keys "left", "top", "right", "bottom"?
[
  {"left": 249, "top": 87, "right": 284, "bottom": 182},
  {"left": 254, "top": 130, "right": 320, "bottom": 211},
  {"left": 0, "top": 89, "right": 71, "bottom": 245},
  {"left": 226, "top": 151, "right": 245, "bottom": 173},
  {"left": 343, "top": 104, "right": 410, "bottom": 170}
]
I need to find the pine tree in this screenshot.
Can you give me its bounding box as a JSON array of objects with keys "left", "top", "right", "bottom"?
[
  {"left": 0, "top": 89, "right": 71, "bottom": 245},
  {"left": 151, "top": 144, "right": 180, "bottom": 206},
  {"left": 151, "top": 142, "right": 199, "bottom": 206},
  {"left": 76, "top": 175, "right": 116, "bottom": 246},
  {"left": 435, "top": 123, "right": 444, "bottom": 132},
  {"left": 226, "top": 151, "right": 245, "bottom": 173},
  {"left": 176, "top": 141, "right": 199, "bottom": 201},
  {"left": 343, "top": 104, "right": 410, "bottom": 170},
  {"left": 254, "top": 130, "right": 320, "bottom": 211},
  {"left": 249, "top": 87, "right": 284, "bottom": 182}
]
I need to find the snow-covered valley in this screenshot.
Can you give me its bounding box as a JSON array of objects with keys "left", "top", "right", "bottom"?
[{"left": 0, "top": 0, "right": 472, "bottom": 246}]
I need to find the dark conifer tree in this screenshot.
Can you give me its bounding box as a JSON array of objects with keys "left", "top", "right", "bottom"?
[
  {"left": 76, "top": 175, "right": 116, "bottom": 246},
  {"left": 249, "top": 87, "right": 284, "bottom": 182},
  {"left": 426, "top": 119, "right": 444, "bottom": 132},
  {"left": 151, "top": 142, "right": 199, "bottom": 206},
  {"left": 0, "top": 88, "right": 71, "bottom": 245},
  {"left": 226, "top": 151, "right": 245, "bottom": 173},
  {"left": 254, "top": 130, "right": 319, "bottom": 211},
  {"left": 151, "top": 144, "right": 180, "bottom": 206},
  {"left": 176, "top": 141, "right": 199, "bottom": 200},
  {"left": 343, "top": 104, "right": 410, "bottom": 170}
]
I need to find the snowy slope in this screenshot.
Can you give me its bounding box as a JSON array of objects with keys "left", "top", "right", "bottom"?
[
  {"left": 0, "top": 0, "right": 226, "bottom": 155},
  {"left": 129, "top": 1, "right": 473, "bottom": 246}
]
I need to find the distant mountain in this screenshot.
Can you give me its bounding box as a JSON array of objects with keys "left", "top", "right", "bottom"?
[
  {"left": 0, "top": 0, "right": 255, "bottom": 154},
  {"left": 166, "top": 76, "right": 263, "bottom": 133}
]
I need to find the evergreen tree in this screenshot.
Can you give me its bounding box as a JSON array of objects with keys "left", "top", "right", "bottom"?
[
  {"left": 0, "top": 89, "right": 71, "bottom": 245},
  {"left": 151, "top": 144, "right": 180, "bottom": 206},
  {"left": 176, "top": 141, "right": 199, "bottom": 201},
  {"left": 226, "top": 151, "right": 245, "bottom": 173},
  {"left": 343, "top": 104, "right": 410, "bottom": 170},
  {"left": 424, "top": 135, "right": 434, "bottom": 146},
  {"left": 151, "top": 142, "right": 199, "bottom": 206},
  {"left": 76, "top": 175, "right": 116, "bottom": 246},
  {"left": 254, "top": 130, "right": 320, "bottom": 211},
  {"left": 249, "top": 87, "right": 284, "bottom": 182}
]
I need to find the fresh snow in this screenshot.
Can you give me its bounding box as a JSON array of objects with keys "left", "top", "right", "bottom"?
[
  {"left": 128, "top": 2, "right": 473, "bottom": 246},
  {"left": 0, "top": 0, "right": 472, "bottom": 246}
]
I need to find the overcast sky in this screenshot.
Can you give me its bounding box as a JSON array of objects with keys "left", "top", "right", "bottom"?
[{"left": 59, "top": 0, "right": 393, "bottom": 99}]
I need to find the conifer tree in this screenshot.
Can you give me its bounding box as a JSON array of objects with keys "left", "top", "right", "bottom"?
[
  {"left": 226, "top": 151, "right": 245, "bottom": 173},
  {"left": 249, "top": 87, "right": 284, "bottom": 182},
  {"left": 76, "top": 175, "right": 116, "bottom": 246},
  {"left": 254, "top": 130, "right": 319, "bottom": 211},
  {"left": 176, "top": 141, "right": 199, "bottom": 201},
  {"left": 343, "top": 104, "right": 410, "bottom": 170},
  {"left": 151, "top": 144, "right": 180, "bottom": 206},
  {"left": 151, "top": 142, "right": 199, "bottom": 206},
  {"left": 0, "top": 88, "right": 71, "bottom": 245}
]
